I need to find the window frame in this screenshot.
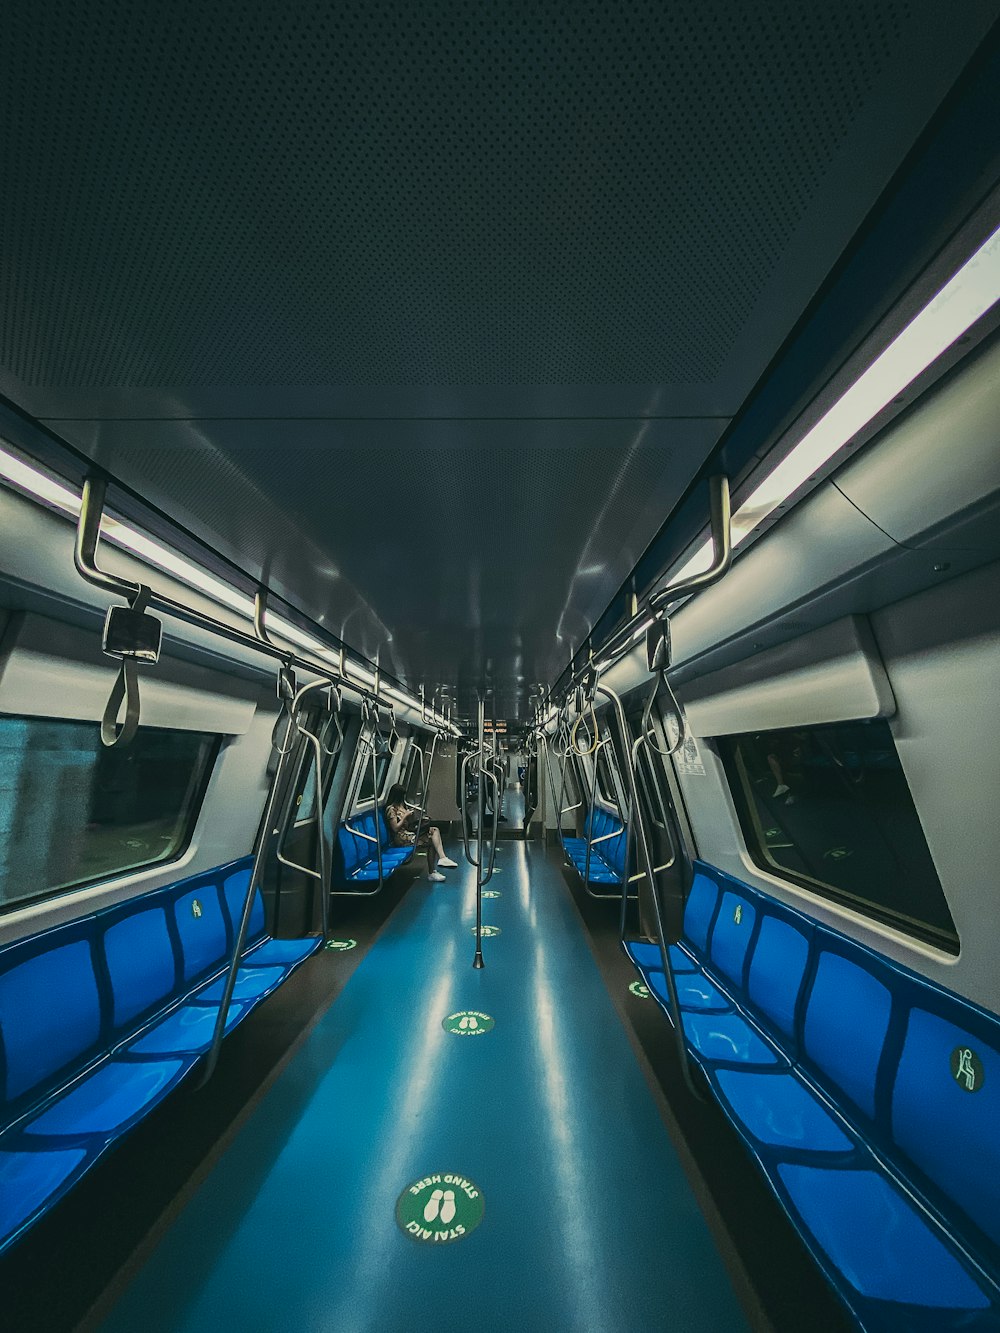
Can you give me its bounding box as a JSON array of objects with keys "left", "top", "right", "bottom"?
[
  {"left": 0, "top": 713, "right": 221, "bottom": 916},
  {"left": 718, "top": 719, "right": 958, "bottom": 954}
]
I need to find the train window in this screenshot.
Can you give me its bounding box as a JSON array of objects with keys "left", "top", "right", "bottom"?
[
  {"left": 0, "top": 715, "right": 218, "bottom": 911},
  {"left": 718, "top": 719, "right": 958, "bottom": 952},
  {"left": 594, "top": 743, "right": 622, "bottom": 810},
  {"left": 403, "top": 741, "right": 425, "bottom": 801},
  {"left": 356, "top": 748, "right": 390, "bottom": 803}
]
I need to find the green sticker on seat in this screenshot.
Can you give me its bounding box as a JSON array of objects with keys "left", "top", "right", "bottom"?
[
  {"left": 325, "top": 938, "right": 357, "bottom": 951},
  {"left": 629, "top": 980, "right": 650, "bottom": 999},
  {"left": 471, "top": 925, "right": 501, "bottom": 937},
  {"left": 952, "top": 1046, "right": 985, "bottom": 1092},
  {"left": 396, "top": 1173, "right": 485, "bottom": 1243},
  {"left": 442, "top": 1011, "right": 494, "bottom": 1036}
]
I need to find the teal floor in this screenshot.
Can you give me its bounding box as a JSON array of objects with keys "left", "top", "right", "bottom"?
[{"left": 98, "top": 837, "right": 749, "bottom": 1332}]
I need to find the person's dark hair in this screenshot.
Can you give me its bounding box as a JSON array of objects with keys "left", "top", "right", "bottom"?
[{"left": 385, "top": 783, "right": 406, "bottom": 806}]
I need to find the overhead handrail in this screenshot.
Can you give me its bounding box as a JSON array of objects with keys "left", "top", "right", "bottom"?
[
  {"left": 74, "top": 474, "right": 162, "bottom": 748},
  {"left": 594, "top": 681, "right": 704, "bottom": 1103},
  {"left": 71, "top": 477, "right": 454, "bottom": 736},
  {"left": 556, "top": 474, "right": 733, "bottom": 708}
]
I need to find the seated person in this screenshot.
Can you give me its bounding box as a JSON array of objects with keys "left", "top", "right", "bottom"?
[{"left": 384, "top": 783, "right": 458, "bottom": 882}]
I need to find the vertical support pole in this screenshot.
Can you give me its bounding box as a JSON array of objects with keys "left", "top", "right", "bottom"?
[{"left": 473, "top": 696, "right": 486, "bottom": 970}]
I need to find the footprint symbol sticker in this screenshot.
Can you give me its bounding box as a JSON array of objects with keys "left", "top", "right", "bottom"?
[
  {"left": 440, "top": 1191, "right": 456, "bottom": 1225},
  {"left": 442, "top": 1011, "right": 495, "bottom": 1036},
  {"left": 423, "top": 1189, "right": 444, "bottom": 1223}
]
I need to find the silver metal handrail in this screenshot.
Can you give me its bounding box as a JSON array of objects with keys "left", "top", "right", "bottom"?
[
  {"left": 557, "top": 474, "right": 733, "bottom": 705},
  {"left": 461, "top": 699, "right": 500, "bottom": 969},
  {"left": 594, "top": 681, "right": 704, "bottom": 1103},
  {"left": 197, "top": 692, "right": 299, "bottom": 1089},
  {"left": 275, "top": 679, "right": 337, "bottom": 941}
]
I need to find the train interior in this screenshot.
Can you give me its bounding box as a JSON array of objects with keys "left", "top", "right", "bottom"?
[{"left": 1, "top": 6, "right": 999, "bottom": 1331}]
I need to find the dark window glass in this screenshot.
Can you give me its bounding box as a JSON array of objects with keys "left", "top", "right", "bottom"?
[
  {"left": 718, "top": 719, "right": 957, "bottom": 952},
  {"left": 594, "top": 743, "right": 622, "bottom": 809},
  {"left": 357, "top": 749, "right": 390, "bottom": 802},
  {"left": 404, "top": 743, "right": 427, "bottom": 801},
  {"left": 0, "top": 715, "right": 218, "bottom": 910}
]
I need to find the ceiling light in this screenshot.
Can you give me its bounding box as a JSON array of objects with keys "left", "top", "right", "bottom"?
[{"left": 662, "top": 222, "right": 1000, "bottom": 592}]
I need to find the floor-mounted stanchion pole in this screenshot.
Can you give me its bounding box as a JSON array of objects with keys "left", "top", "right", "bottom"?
[{"left": 473, "top": 696, "right": 486, "bottom": 969}]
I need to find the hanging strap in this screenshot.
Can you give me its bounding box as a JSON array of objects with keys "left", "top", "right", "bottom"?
[{"left": 100, "top": 585, "right": 154, "bottom": 748}]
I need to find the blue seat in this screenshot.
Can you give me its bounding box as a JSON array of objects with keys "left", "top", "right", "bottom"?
[
  {"left": 564, "top": 805, "right": 627, "bottom": 886},
  {"left": 623, "top": 860, "right": 1000, "bottom": 1328},
  {"left": 335, "top": 807, "right": 416, "bottom": 885},
  {"left": 0, "top": 857, "right": 320, "bottom": 1257}
]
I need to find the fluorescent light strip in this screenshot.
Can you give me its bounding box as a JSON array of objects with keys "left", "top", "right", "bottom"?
[
  {"left": 665, "top": 222, "right": 1000, "bottom": 588},
  {"left": 0, "top": 447, "right": 448, "bottom": 725}
]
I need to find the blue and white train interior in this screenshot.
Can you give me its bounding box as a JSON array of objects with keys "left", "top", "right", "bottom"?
[{"left": 1, "top": 5, "right": 999, "bottom": 1330}]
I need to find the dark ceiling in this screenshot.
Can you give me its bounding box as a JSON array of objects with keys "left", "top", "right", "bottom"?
[{"left": 1, "top": 2, "right": 997, "bottom": 720}]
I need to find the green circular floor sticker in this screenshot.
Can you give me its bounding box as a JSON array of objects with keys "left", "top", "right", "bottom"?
[
  {"left": 629, "top": 980, "right": 651, "bottom": 999},
  {"left": 325, "top": 938, "right": 357, "bottom": 952},
  {"left": 396, "top": 1173, "right": 485, "bottom": 1243},
  {"left": 471, "top": 925, "right": 501, "bottom": 937},
  {"left": 482, "top": 890, "right": 501, "bottom": 899},
  {"left": 442, "top": 1011, "right": 495, "bottom": 1036}
]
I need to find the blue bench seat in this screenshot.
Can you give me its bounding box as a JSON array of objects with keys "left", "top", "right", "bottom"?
[
  {"left": 624, "top": 863, "right": 1000, "bottom": 1329},
  {"left": 335, "top": 808, "right": 416, "bottom": 884},
  {"left": 0, "top": 857, "right": 320, "bottom": 1256},
  {"left": 564, "top": 806, "right": 626, "bottom": 885}
]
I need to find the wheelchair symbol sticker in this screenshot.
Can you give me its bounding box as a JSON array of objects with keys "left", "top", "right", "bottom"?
[
  {"left": 951, "top": 1046, "right": 984, "bottom": 1092},
  {"left": 191, "top": 899, "right": 203, "bottom": 919}
]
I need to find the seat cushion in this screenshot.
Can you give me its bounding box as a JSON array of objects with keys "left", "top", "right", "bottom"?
[
  {"left": 777, "top": 1164, "right": 990, "bottom": 1310},
  {"left": 0, "top": 1146, "right": 89, "bottom": 1245},
  {"left": 127, "top": 1001, "right": 248, "bottom": 1055},
  {"left": 245, "top": 937, "right": 320, "bottom": 968},
  {"left": 683, "top": 1011, "right": 780, "bottom": 1066},
  {"left": 24, "top": 1059, "right": 188, "bottom": 1138},
  {"left": 648, "top": 970, "right": 730, "bottom": 1012},
  {"left": 196, "top": 966, "right": 285, "bottom": 1004},
  {"left": 715, "top": 1069, "right": 854, "bottom": 1152}
]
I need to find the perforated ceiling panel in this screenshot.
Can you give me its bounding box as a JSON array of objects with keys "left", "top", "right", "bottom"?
[{"left": 0, "top": 2, "right": 995, "bottom": 719}]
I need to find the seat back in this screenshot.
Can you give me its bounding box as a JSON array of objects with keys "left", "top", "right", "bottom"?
[
  {"left": 221, "top": 864, "right": 266, "bottom": 948},
  {"left": 891, "top": 991, "right": 1000, "bottom": 1252},
  {"left": 173, "top": 884, "right": 229, "bottom": 984},
  {"left": 0, "top": 920, "right": 103, "bottom": 1119},
  {"left": 104, "top": 902, "right": 178, "bottom": 1032}
]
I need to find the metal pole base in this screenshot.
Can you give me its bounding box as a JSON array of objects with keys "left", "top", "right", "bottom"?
[{"left": 472, "top": 949, "right": 485, "bottom": 969}]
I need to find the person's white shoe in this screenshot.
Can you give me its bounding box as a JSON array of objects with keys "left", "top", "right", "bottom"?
[
  {"left": 773, "top": 783, "right": 790, "bottom": 797},
  {"left": 437, "top": 856, "right": 459, "bottom": 869},
  {"left": 428, "top": 870, "right": 446, "bottom": 882}
]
